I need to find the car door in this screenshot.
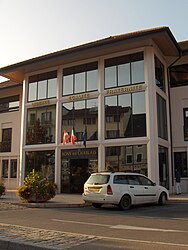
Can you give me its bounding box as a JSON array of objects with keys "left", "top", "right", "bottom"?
[
  {"left": 137, "top": 175, "right": 157, "bottom": 203},
  {"left": 126, "top": 175, "right": 145, "bottom": 204}
]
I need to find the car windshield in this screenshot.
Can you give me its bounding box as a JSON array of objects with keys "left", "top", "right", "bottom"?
[{"left": 86, "top": 174, "right": 110, "bottom": 185}]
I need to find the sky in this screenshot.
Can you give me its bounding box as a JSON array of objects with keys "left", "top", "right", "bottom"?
[{"left": 0, "top": 0, "right": 188, "bottom": 81}]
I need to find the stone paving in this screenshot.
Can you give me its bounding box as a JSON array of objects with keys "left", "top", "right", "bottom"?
[{"left": 0, "top": 222, "right": 97, "bottom": 250}]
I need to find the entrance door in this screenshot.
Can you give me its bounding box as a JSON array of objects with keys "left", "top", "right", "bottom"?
[{"left": 70, "top": 159, "right": 89, "bottom": 193}]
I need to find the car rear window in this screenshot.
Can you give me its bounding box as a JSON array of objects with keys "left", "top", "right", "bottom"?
[{"left": 86, "top": 174, "right": 110, "bottom": 184}]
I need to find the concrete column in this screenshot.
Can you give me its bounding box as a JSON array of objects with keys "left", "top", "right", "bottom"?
[
  {"left": 98, "top": 58, "right": 105, "bottom": 172},
  {"left": 19, "top": 79, "right": 27, "bottom": 186},
  {"left": 144, "top": 47, "right": 159, "bottom": 183}
]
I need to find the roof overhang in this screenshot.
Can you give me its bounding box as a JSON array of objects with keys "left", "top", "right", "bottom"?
[{"left": 0, "top": 27, "right": 180, "bottom": 83}]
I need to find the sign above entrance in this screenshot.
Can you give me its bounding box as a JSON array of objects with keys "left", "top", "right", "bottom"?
[
  {"left": 105, "top": 84, "right": 146, "bottom": 96},
  {"left": 62, "top": 148, "right": 98, "bottom": 159}
]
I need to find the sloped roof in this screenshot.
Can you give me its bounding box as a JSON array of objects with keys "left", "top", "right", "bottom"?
[{"left": 0, "top": 26, "right": 180, "bottom": 83}]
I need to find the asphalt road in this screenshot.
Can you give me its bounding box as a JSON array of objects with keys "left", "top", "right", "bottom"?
[{"left": 0, "top": 202, "right": 188, "bottom": 249}]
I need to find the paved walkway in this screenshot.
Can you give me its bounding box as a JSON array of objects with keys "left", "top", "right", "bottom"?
[{"left": 0, "top": 190, "right": 188, "bottom": 208}]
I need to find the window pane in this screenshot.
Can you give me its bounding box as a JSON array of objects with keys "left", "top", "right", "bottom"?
[
  {"left": 75, "top": 72, "right": 85, "bottom": 93},
  {"left": 118, "top": 63, "right": 130, "bottom": 86},
  {"left": 132, "top": 92, "right": 146, "bottom": 114},
  {"left": 105, "top": 66, "right": 117, "bottom": 88},
  {"left": 25, "top": 151, "right": 55, "bottom": 180},
  {"left": 86, "top": 99, "right": 98, "bottom": 140},
  {"left": 10, "top": 159, "right": 17, "bottom": 178},
  {"left": 174, "top": 152, "right": 188, "bottom": 177},
  {"left": 63, "top": 75, "right": 73, "bottom": 95},
  {"left": 105, "top": 145, "right": 147, "bottom": 174},
  {"left": 87, "top": 69, "right": 98, "bottom": 91},
  {"left": 157, "top": 94, "right": 168, "bottom": 140},
  {"left": 155, "top": 56, "right": 165, "bottom": 92},
  {"left": 28, "top": 82, "right": 37, "bottom": 101},
  {"left": 2, "top": 160, "right": 8, "bottom": 178},
  {"left": 38, "top": 80, "right": 47, "bottom": 100},
  {"left": 26, "top": 105, "right": 56, "bottom": 144},
  {"left": 183, "top": 108, "right": 188, "bottom": 141},
  {"left": 48, "top": 78, "right": 57, "bottom": 98},
  {"left": 132, "top": 60, "right": 144, "bottom": 84}
]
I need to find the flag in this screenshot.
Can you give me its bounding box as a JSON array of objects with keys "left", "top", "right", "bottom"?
[
  {"left": 71, "top": 127, "right": 77, "bottom": 144},
  {"left": 63, "top": 130, "right": 70, "bottom": 144},
  {"left": 83, "top": 127, "right": 87, "bottom": 147}
]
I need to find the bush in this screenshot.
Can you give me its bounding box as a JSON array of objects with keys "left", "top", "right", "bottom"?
[
  {"left": 17, "top": 169, "right": 57, "bottom": 203},
  {"left": 0, "top": 182, "right": 5, "bottom": 197}
]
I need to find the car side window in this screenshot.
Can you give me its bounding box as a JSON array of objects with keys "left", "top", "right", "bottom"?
[
  {"left": 138, "top": 176, "right": 153, "bottom": 186},
  {"left": 113, "top": 175, "right": 128, "bottom": 184},
  {"left": 127, "top": 175, "right": 140, "bottom": 185}
]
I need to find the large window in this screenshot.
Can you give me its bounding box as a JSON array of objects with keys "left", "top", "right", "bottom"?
[
  {"left": 105, "top": 145, "right": 147, "bottom": 175},
  {"left": 63, "top": 62, "right": 98, "bottom": 96},
  {"left": 2, "top": 160, "right": 8, "bottom": 178},
  {"left": 183, "top": 108, "right": 188, "bottom": 141},
  {"left": 157, "top": 94, "right": 168, "bottom": 140},
  {"left": 25, "top": 151, "right": 55, "bottom": 180},
  {"left": 155, "top": 56, "right": 165, "bottom": 92},
  {"left": 0, "top": 128, "right": 12, "bottom": 152},
  {"left": 174, "top": 152, "right": 188, "bottom": 177},
  {"left": 105, "top": 52, "right": 144, "bottom": 88},
  {"left": 0, "top": 95, "right": 20, "bottom": 113},
  {"left": 26, "top": 105, "right": 56, "bottom": 144},
  {"left": 28, "top": 71, "right": 57, "bottom": 102},
  {"left": 10, "top": 159, "right": 17, "bottom": 178},
  {"left": 158, "top": 146, "right": 169, "bottom": 189},
  {"left": 62, "top": 98, "right": 98, "bottom": 142},
  {"left": 105, "top": 92, "right": 146, "bottom": 139}
]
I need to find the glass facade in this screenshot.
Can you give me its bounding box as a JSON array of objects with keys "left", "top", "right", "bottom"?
[
  {"left": 62, "top": 62, "right": 98, "bottom": 96},
  {"left": 157, "top": 94, "right": 168, "bottom": 140},
  {"left": 26, "top": 105, "right": 56, "bottom": 144},
  {"left": 62, "top": 98, "right": 98, "bottom": 142},
  {"left": 183, "top": 108, "right": 188, "bottom": 141},
  {"left": 25, "top": 150, "right": 55, "bottom": 180},
  {"left": 61, "top": 148, "right": 98, "bottom": 193},
  {"left": 105, "top": 145, "right": 147, "bottom": 175},
  {"left": 155, "top": 56, "right": 165, "bottom": 92},
  {"left": 105, "top": 92, "right": 146, "bottom": 138},
  {"left": 158, "top": 146, "right": 169, "bottom": 189},
  {"left": 174, "top": 152, "right": 188, "bottom": 177},
  {"left": 105, "top": 52, "right": 144, "bottom": 88},
  {"left": 28, "top": 71, "right": 57, "bottom": 102}
]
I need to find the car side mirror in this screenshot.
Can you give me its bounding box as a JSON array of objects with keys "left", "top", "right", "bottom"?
[{"left": 152, "top": 182, "right": 156, "bottom": 186}]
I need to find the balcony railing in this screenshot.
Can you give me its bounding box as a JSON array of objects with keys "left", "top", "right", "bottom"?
[{"left": 0, "top": 141, "right": 11, "bottom": 152}]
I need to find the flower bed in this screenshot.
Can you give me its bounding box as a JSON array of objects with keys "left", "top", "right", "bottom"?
[{"left": 17, "top": 169, "right": 57, "bottom": 203}]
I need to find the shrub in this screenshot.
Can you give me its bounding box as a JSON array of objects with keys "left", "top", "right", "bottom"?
[
  {"left": 17, "top": 169, "right": 57, "bottom": 203},
  {"left": 0, "top": 181, "right": 5, "bottom": 197}
]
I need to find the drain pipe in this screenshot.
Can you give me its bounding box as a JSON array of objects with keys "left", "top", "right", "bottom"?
[{"left": 167, "top": 51, "right": 182, "bottom": 191}]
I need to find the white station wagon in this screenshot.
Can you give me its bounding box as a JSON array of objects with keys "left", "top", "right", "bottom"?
[{"left": 82, "top": 172, "right": 169, "bottom": 210}]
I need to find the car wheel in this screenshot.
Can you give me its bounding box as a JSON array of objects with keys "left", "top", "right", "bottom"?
[
  {"left": 119, "top": 195, "right": 131, "bottom": 210},
  {"left": 92, "top": 203, "right": 102, "bottom": 208},
  {"left": 158, "top": 192, "right": 167, "bottom": 205}
]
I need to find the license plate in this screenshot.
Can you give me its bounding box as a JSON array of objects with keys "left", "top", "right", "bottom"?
[{"left": 88, "top": 187, "right": 101, "bottom": 193}]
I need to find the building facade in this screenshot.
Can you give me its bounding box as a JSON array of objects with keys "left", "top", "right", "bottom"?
[{"left": 0, "top": 27, "right": 188, "bottom": 193}]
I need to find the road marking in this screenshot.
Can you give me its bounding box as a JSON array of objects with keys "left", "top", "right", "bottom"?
[
  {"left": 111, "top": 225, "right": 186, "bottom": 232},
  {"left": 52, "top": 219, "right": 110, "bottom": 227},
  {"left": 52, "top": 219, "right": 187, "bottom": 233}
]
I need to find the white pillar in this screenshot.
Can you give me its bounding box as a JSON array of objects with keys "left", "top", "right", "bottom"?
[
  {"left": 55, "top": 67, "right": 62, "bottom": 193},
  {"left": 144, "top": 47, "right": 159, "bottom": 183},
  {"left": 98, "top": 58, "right": 105, "bottom": 172},
  {"left": 19, "top": 79, "right": 27, "bottom": 186}
]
